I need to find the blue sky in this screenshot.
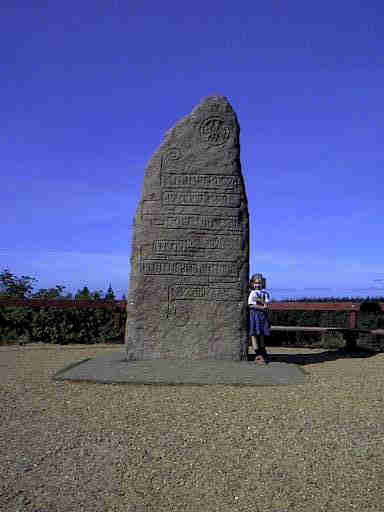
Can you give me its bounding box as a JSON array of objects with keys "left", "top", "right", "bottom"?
[{"left": 2, "top": 1, "right": 384, "bottom": 301}]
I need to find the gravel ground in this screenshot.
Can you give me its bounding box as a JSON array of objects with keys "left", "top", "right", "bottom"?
[{"left": 1, "top": 343, "right": 383, "bottom": 512}]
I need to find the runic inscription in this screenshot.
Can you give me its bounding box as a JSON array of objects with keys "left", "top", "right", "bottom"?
[
  {"left": 142, "top": 214, "right": 242, "bottom": 231},
  {"left": 152, "top": 236, "right": 241, "bottom": 255},
  {"left": 141, "top": 259, "right": 238, "bottom": 277},
  {"left": 169, "top": 284, "right": 241, "bottom": 302},
  {"left": 161, "top": 173, "right": 240, "bottom": 190},
  {"left": 162, "top": 190, "right": 240, "bottom": 207}
]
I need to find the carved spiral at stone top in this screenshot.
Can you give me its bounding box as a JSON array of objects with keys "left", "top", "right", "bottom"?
[
  {"left": 165, "top": 147, "right": 182, "bottom": 162},
  {"left": 200, "top": 117, "right": 231, "bottom": 146}
]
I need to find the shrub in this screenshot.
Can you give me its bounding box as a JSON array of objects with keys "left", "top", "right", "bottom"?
[{"left": 359, "top": 300, "right": 382, "bottom": 313}]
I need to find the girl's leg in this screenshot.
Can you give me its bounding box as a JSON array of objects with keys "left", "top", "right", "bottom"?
[
  {"left": 258, "top": 334, "right": 266, "bottom": 355},
  {"left": 251, "top": 335, "right": 258, "bottom": 354},
  {"left": 251, "top": 311, "right": 267, "bottom": 363},
  {"left": 249, "top": 310, "right": 258, "bottom": 354},
  {"left": 254, "top": 334, "right": 267, "bottom": 363}
]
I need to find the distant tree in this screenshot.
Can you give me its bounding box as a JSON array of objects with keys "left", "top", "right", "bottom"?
[
  {"left": 30, "top": 285, "right": 68, "bottom": 299},
  {"left": 90, "top": 289, "right": 104, "bottom": 300},
  {"left": 360, "top": 299, "right": 382, "bottom": 313},
  {"left": 74, "top": 286, "right": 92, "bottom": 300},
  {"left": 0, "top": 267, "right": 38, "bottom": 299},
  {"left": 104, "top": 284, "right": 115, "bottom": 301}
]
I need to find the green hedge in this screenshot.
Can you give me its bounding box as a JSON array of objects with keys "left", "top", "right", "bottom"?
[{"left": 0, "top": 305, "right": 126, "bottom": 345}]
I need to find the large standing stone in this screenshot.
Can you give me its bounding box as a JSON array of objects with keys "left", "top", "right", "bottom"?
[{"left": 125, "top": 95, "right": 249, "bottom": 360}]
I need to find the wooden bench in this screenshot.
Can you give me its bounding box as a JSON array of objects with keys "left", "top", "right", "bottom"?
[{"left": 248, "top": 326, "right": 384, "bottom": 352}]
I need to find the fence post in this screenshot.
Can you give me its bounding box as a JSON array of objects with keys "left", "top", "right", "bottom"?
[{"left": 349, "top": 306, "right": 357, "bottom": 329}]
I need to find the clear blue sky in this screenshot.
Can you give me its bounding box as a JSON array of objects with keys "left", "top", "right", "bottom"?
[{"left": 2, "top": 1, "right": 384, "bottom": 301}]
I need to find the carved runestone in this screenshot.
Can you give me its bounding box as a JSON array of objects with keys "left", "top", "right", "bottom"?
[{"left": 125, "top": 95, "right": 249, "bottom": 361}]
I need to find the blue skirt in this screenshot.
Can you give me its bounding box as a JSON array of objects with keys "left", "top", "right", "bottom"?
[{"left": 249, "top": 309, "right": 270, "bottom": 336}]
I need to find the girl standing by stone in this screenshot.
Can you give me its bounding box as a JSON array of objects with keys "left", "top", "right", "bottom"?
[{"left": 248, "top": 273, "right": 271, "bottom": 364}]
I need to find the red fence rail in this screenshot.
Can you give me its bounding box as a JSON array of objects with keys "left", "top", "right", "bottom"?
[{"left": 268, "top": 302, "right": 367, "bottom": 329}]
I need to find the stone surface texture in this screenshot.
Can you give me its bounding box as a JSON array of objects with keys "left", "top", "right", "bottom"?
[{"left": 125, "top": 95, "right": 249, "bottom": 360}]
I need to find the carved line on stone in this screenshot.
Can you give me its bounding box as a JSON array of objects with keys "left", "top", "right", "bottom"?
[
  {"left": 209, "top": 102, "right": 221, "bottom": 112},
  {"left": 169, "top": 283, "right": 242, "bottom": 302},
  {"left": 162, "top": 190, "right": 241, "bottom": 208},
  {"left": 161, "top": 148, "right": 182, "bottom": 173},
  {"left": 159, "top": 147, "right": 183, "bottom": 197},
  {"left": 207, "top": 102, "right": 233, "bottom": 114},
  {"left": 166, "top": 286, "right": 191, "bottom": 326},
  {"left": 141, "top": 214, "right": 242, "bottom": 231},
  {"left": 152, "top": 237, "right": 241, "bottom": 256},
  {"left": 160, "top": 173, "right": 240, "bottom": 191},
  {"left": 140, "top": 259, "right": 239, "bottom": 277}
]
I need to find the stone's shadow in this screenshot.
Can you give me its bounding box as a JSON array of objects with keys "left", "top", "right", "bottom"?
[{"left": 255, "top": 348, "right": 378, "bottom": 366}]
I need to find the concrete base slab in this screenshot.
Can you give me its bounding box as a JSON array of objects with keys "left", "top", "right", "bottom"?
[{"left": 52, "top": 351, "right": 309, "bottom": 386}]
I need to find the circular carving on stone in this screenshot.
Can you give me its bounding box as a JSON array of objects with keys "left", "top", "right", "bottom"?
[
  {"left": 168, "top": 304, "right": 190, "bottom": 327},
  {"left": 200, "top": 117, "right": 231, "bottom": 146}
]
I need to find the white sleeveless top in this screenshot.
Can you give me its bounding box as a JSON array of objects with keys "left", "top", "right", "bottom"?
[{"left": 248, "top": 289, "right": 271, "bottom": 308}]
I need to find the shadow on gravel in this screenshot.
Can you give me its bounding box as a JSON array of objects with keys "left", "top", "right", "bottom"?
[{"left": 264, "top": 348, "right": 378, "bottom": 366}]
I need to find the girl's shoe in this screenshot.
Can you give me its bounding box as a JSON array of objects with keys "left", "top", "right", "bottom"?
[{"left": 255, "top": 355, "right": 266, "bottom": 364}]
